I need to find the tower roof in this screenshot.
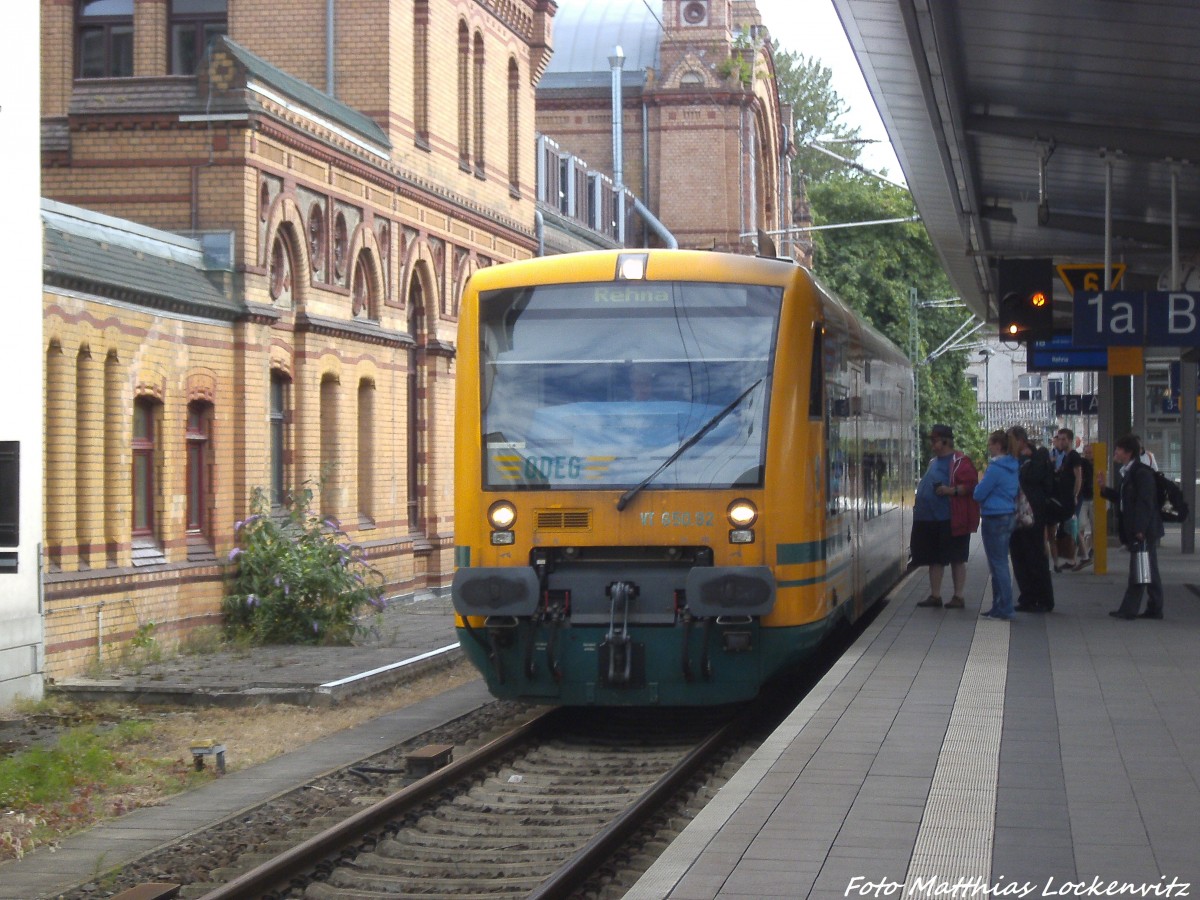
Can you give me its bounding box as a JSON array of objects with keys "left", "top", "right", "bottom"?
[{"left": 542, "top": 0, "right": 661, "bottom": 88}]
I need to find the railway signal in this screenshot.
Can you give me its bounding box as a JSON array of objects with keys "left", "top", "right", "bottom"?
[{"left": 997, "top": 257, "right": 1054, "bottom": 341}]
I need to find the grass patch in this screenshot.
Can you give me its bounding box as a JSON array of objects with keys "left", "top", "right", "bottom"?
[{"left": 0, "top": 707, "right": 205, "bottom": 859}]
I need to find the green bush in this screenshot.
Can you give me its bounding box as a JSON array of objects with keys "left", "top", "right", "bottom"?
[{"left": 222, "top": 486, "right": 385, "bottom": 645}]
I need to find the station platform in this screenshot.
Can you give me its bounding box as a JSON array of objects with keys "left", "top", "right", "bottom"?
[
  {"left": 46, "top": 590, "right": 465, "bottom": 707},
  {"left": 630, "top": 532, "right": 1200, "bottom": 899}
]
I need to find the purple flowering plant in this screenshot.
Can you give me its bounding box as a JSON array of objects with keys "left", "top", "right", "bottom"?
[{"left": 222, "top": 485, "right": 384, "bottom": 645}]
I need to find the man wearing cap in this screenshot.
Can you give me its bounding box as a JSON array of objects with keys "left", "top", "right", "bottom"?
[{"left": 913, "top": 424, "right": 980, "bottom": 609}]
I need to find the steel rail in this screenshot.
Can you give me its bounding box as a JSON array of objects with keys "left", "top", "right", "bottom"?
[
  {"left": 193, "top": 707, "right": 559, "bottom": 900},
  {"left": 527, "top": 705, "right": 753, "bottom": 900}
]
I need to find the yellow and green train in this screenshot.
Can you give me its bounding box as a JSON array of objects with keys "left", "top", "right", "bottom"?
[{"left": 452, "top": 249, "right": 913, "bottom": 705}]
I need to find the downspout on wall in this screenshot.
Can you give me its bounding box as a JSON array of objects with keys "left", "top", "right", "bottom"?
[
  {"left": 326, "top": 0, "right": 335, "bottom": 96},
  {"left": 642, "top": 100, "right": 650, "bottom": 246},
  {"left": 632, "top": 197, "right": 677, "bottom": 249},
  {"left": 609, "top": 46, "right": 626, "bottom": 244}
]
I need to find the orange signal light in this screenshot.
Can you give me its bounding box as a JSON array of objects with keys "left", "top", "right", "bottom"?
[{"left": 1030, "top": 291, "right": 1048, "bottom": 308}]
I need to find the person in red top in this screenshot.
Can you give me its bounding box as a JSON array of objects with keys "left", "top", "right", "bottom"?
[{"left": 913, "top": 424, "right": 980, "bottom": 609}]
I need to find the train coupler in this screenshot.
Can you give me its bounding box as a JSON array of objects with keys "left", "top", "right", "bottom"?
[
  {"left": 483, "top": 615, "right": 518, "bottom": 685},
  {"left": 602, "top": 580, "right": 638, "bottom": 685}
]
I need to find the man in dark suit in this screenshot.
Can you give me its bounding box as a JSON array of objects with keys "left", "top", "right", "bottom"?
[
  {"left": 1007, "top": 426, "right": 1055, "bottom": 612},
  {"left": 1099, "top": 434, "right": 1165, "bottom": 620}
]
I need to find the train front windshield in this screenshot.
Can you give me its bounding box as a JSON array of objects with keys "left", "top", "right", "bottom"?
[{"left": 479, "top": 281, "right": 781, "bottom": 491}]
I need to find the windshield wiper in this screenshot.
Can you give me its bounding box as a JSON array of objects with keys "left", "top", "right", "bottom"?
[{"left": 616, "top": 379, "right": 763, "bottom": 511}]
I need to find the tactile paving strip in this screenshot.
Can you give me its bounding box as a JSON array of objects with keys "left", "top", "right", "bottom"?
[{"left": 904, "top": 609, "right": 1010, "bottom": 895}]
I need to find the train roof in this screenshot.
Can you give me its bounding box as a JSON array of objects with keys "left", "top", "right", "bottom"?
[{"left": 465, "top": 250, "right": 911, "bottom": 370}]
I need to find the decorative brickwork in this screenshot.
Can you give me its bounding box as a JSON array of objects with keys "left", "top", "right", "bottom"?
[
  {"left": 535, "top": 0, "right": 803, "bottom": 260},
  {"left": 38, "top": 0, "right": 551, "bottom": 678}
]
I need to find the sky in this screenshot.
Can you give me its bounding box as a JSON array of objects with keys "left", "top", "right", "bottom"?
[{"left": 753, "top": 0, "right": 903, "bottom": 181}]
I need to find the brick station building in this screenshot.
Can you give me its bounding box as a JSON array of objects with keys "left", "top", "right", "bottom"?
[
  {"left": 536, "top": 0, "right": 802, "bottom": 257},
  {"left": 39, "top": 0, "right": 552, "bottom": 677}
]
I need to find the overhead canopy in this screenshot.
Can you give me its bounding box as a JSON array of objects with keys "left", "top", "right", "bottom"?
[{"left": 832, "top": 0, "right": 1200, "bottom": 324}]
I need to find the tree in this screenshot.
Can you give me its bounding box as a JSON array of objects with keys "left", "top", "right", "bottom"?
[
  {"left": 770, "top": 42, "right": 984, "bottom": 465},
  {"left": 808, "top": 175, "right": 985, "bottom": 464},
  {"left": 773, "top": 50, "right": 863, "bottom": 184}
]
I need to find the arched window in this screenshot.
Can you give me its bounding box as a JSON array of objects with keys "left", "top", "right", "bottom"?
[
  {"left": 473, "top": 32, "right": 486, "bottom": 177},
  {"left": 507, "top": 58, "right": 520, "bottom": 194},
  {"left": 132, "top": 398, "right": 158, "bottom": 538},
  {"left": 307, "top": 203, "right": 325, "bottom": 273},
  {"left": 269, "top": 233, "right": 295, "bottom": 306},
  {"left": 457, "top": 21, "right": 471, "bottom": 168},
  {"left": 185, "top": 401, "right": 213, "bottom": 540},
  {"left": 269, "top": 372, "right": 290, "bottom": 507},
  {"left": 78, "top": 0, "right": 134, "bottom": 79},
  {"left": 333, "top": 211, "right": 349, "bottom": 280},
  {"left": 357, "top": 379, "right": 375, "bottom": 525},
  {"left": 319, "top": 375, "right": 339, "bottom": 520},
  {"left": 407, "top": 276, "right": 425, "bottom": 532},
  {"left": 413, "top": 0, "right": 430, "bottom": 149},
  {"left": 352, "top": 253, "right": 375, "bottom": 319},
  {"left": 169, "top": 0, "right": 227, "bottom": 75}
]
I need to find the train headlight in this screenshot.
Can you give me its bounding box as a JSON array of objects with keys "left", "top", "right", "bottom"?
[
  {"left": 487, "top": 500, "right": 517, "bottom": 530},
  {"left": 726, "top": 499, "right": 758, "bottom": 528}
]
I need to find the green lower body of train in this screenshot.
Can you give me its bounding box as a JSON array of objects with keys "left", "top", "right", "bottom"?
[{"left": 454, "top": 616, "right": 839, "bottom": 706}]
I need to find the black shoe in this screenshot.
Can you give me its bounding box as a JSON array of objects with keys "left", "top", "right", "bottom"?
[
  {"left": 1109, "top": 611, "right": 1136, "bottom": 620},
  {"left": 1136, "top": 611, "right": 1163, "bottom": 620},
  {"left": 916, "top": 596, "right": 943, "bottom": 608},
  {"left": 1015, "top": 604, "right": 1037, "bottom": 612}
]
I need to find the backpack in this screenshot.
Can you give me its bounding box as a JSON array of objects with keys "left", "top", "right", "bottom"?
[
  {"left": 1079, "top": 456, "right": 1094, "bottom": 500},
  {"left": 1044, "top": 454, "right": 1077, "bottom": 524},
  {"left": 1154, "top": 470, "right": 1189, "bottom": 523}
]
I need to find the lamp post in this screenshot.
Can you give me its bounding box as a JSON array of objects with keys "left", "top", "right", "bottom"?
[{"left": 979, "top": 347, "right": 995, "bottom": 432}]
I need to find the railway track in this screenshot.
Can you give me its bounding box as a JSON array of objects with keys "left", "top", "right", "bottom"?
[
  {"left": 188, "top": 704, "right": 746, "bottom": 899},
  {"left": 102, "top": 611, "right": 871, "bottom": 900}
]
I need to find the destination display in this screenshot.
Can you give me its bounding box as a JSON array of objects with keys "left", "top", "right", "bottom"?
[{"left": 1027, "top": 333, "right": 1108, "bottom": 372}]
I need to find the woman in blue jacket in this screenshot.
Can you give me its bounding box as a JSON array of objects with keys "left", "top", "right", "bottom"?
[{"left": 974, "top": 430, "right": 1021, "bottom": 620}]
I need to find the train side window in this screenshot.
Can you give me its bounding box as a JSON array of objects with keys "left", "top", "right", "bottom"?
[{"left": 808, "top": 326, "right": 823, "bottom": 418}]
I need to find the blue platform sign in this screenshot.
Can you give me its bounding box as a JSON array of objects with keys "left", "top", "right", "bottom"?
[
  {"left": 1146, "top": 292, "right": 1200, "bottom": 345},
  {"left": 1072, "top": 292, "right": 1146, "bottom": 345},
  {"left": 1161, "top": 362, "right": 1200, "bottom": 415},
  {"left": 1055, "top": 394, "right": 1099, "bottom": 416},
  {"left": 1028, "top": 333, "right": 1108, "bottom": 372},
  {"left": 1073, "top": 291, "right": 1200, "bottom": 346}
]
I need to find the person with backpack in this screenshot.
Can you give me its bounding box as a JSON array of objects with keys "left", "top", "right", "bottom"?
[
  {"left": 1048, "top": 428, "right": 1083, "bottom": 572},
  {"left": 1099, "top": 434, "right": 1164, "bottom": 620},
  {"left": 1007, "top": 426, "right": 1055, "bottom": 613}
]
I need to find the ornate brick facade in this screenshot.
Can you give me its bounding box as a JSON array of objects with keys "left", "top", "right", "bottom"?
[
  {"left": 39, "top": 0, "right": 552, "bottom": 677},
  {"left": 535, "top": 0, "right": 802, "bottom": 258}
]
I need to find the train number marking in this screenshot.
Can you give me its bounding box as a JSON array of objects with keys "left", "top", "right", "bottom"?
[{"left": 640, "top": 511, "right": 714, "bottom": 527}]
